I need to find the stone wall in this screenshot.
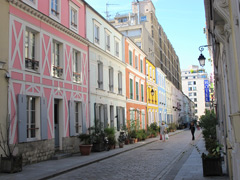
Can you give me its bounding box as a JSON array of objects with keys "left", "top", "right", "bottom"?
[
  {"left": 17, "top": 139, "right": 55, "bottom": 165},
  {"left": 62, "top": 136, "right": 80, "bottom": 154}
]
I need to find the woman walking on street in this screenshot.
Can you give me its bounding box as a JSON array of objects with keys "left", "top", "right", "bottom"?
[{"left": 190, "top": 121, "right": 195, "bottom": 140}]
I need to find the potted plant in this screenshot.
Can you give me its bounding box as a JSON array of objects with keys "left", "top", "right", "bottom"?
[
  {"left": 199, "top": 109, "right": 223, "bottom": 176},
  {"left": 90, "top": 121, "right": 105, "bottom": 152},
  {"left": 104, "top": 127, "right": 116, "bottom": 150},
  {"left": 0, "top": 123, "right": 22, "bottom": 173},
  {"left": 118, "top": 131, "right": 126, "bottom": 148},
  {"left": 78, "top": 133, "right": 92, "bottom": 155}
]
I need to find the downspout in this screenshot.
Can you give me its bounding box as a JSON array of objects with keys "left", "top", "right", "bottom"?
[{"left": 85, "top": 4, "right": 91, "bottom": 132}]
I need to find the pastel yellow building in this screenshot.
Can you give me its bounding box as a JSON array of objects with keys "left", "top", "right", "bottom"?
[{"left": 146, "top": 59, "right": 158, "bottom": 126}]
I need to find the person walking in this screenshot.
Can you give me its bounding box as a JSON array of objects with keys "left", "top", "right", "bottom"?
[
  {"left": 190, "top": 121, "right": 195, "bottom": 140},
  {"left": 160, "top": 122, "right": 167, "bottom": 142}
]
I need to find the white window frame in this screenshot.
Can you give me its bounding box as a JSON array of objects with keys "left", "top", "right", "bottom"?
[
  {"left": 135, "top": 55, "right": 138, "bottom": 70},
  {"left": 75, "top": 101, "right": 83, "bottom": 134},
  {"left": 72, "top": 49, "right": 82, "bottom": 83},
  {"left": 52, "top": 40, "right": 63, "bottom": 78},
  {"left": 94, "top": 21, "right": 100, "bottom": 45},
  {"left": 109, "top": 67, "right": 114, "bottom": 92},
  {"left": 105, "top": 30, "right": 111, "bottom": 52},
  {"left": 27, "top": 96, "right": 40, "bottom": 141},
  {"left": 69, "top": 2, "right": 79, "bottom": 33},
  {"left": 49, "top": 0, "right": 61, "bottom": 22},
  {"left": 25, "top": 27, "right": 40, "bottom": 71},
  {"left": 22, "top": 0, "right": 38, "bottom": 9},
  {"left": 118, "top": 71, "right": 122, "bottom": 95},
  {"left": 97, "top": 61, "right": 103, "bottom": 89}
]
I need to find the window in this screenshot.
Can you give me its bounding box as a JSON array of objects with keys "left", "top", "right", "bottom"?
[
  {"left": 188, "top": 81, "right": 192, "bottom": 85},
  {"left": 136, "top": 81, "right": 139, "bottom": 100},
  {"left": 193, "top": 87, "right": 197, "bottom": 91},
  {"left": 195, "top": 104, "right": 197, "bottom": 107},
  {"left": 135, "top": 55, "right": 138, "bottom": 70},
  {"left": 118, "top": 72, "right": 122, "bottom": 94},
  {"left": 185, "top": 77, "right": 188, "bottom": 79},
  {"left": 193, "top": 81, "right": 196, "bottom": 85},
  {"left": 115, "top": 41, "right": 119, "bottom": 57},
  {"left": 75, "top": 102, "right": 83, "bottom": 134},
  {"left": 129, "top": 50, "right": 132, "bottom": 65},
  {"left": 94, "top": 24, "right": 100, "bottom": 44},
  {"left": 72, "top": 49, "right": 81, "bottom": 83},
  {"left": 188, "top": 87, "right": 192, "bottom": 91},
  {"left": 194, "top": 92, "right": 197, "bottom": 96},
  {"left": 50, "top": 0, "right": 61, "bottom": 21},
  {"left": 109, "top": 67, "right": 114, "bottom": 92},
  {"left": 130, "top": 78, "right": 133, "bottom": 99},
  {"left": 25, "top": 29, "right": 39, "bottom": 71},
  {"left": 195, "top": 109, "right": 198, "bottom": 113},
  {"left": 141, "top": 111, "right": 145, "bottom": 129},
  {"left": 98, "top": 62, "right": 103, "bottom": 89},
  {"left": 27, "top": 96, "right": 39, "bottom": 140},
  {"left": 140, "top": 59, "right": 143, "bottom": 73},
  {"left": 52, "top": 41, "right": 63, "bottom": 78},
  {"left": 69, "top": 2, "right": 78, "bottom": 32},
  {"left": 153, "top": 69, "right": 155, "bottom": 80},
  {"left": 194, "top": 98, "right": 197, "bottom": 102},
  {"left": 189, "top": 93, "right": 192, "bottom": 96},
  {"left": 141, "top": 84, "right": 144, "bottom": 102},
  {"left": 106, "top": 33, "right": 110, "bottom": 51}
]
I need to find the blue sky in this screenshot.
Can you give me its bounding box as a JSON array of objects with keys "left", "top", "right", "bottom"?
[{"left": 85, "top": 0, "right": 212, "bottom": 74}]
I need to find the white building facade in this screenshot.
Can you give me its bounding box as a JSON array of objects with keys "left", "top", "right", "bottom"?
[
  {"left": 181, "top": 65, "right": 210, "bottom": 120},
  {"left": 86, "top": 5, "right": 126, "bottom": 132}
]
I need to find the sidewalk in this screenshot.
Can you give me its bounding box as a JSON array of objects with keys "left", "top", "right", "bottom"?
[
  {"left": 174, "top": 135, "right": 229, "bottom": 180},
  {"left": 0, "top": 130, "right": 229, "bottom": 180},
  {"left": 0, "top": 130, "right": 183, "bottom": 180}
]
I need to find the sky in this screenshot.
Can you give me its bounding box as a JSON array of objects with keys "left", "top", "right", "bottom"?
[{"left": 85, "top": 0, "right": 212, "bottom": 74}]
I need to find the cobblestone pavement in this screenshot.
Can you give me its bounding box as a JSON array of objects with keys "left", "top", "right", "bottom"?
[{"left": 49, "top": 130, "right": 202, "bottom": 180}]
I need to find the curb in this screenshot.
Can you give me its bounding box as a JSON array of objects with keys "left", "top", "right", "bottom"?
[{"left": 39, "top": 130, "right": 186, "bottom": 180}]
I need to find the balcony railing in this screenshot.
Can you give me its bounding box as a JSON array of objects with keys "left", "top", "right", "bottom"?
[
  {"left": 73, "top": 72, "right": 81, "bottom": 83},
  {"left": 53, "top": 66, "right": 63, "bottom": 77},
  {"left": 25, "top": 58, "right": 39, "bottom": 71}
]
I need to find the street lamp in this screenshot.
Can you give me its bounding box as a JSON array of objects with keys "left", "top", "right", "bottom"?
[
  {"left": 198, "top": 45, "right": 211, "bottom": 67},
  {"left": 151, "top": 89, "right": 154, "bottom": 96}
]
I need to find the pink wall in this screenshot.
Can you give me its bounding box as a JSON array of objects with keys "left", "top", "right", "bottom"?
[
  {"left": 36, "top": 0, "right": 85, "bottom": 38},
  {"left": 9, "top": 3, "right": 89, "bottom": 143}
]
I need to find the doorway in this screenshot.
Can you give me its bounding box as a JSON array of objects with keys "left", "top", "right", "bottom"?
[{"left": 54, "top": 99, "right": 59, "bottom": 148}]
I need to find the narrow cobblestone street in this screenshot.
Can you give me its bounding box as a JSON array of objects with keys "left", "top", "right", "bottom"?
[{"left": 49, "top": 130, "right": 201, "bottom": 180}]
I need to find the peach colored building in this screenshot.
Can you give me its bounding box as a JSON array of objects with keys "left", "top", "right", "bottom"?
[
  {"left": 4, "top": 0, "right": 89, "bottom": 164},
  {"left": 125, "top": 37, "right": 147, "bottom": 130}
]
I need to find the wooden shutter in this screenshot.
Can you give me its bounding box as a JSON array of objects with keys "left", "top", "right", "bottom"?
[
  {"left": 104, "top": 104, "right": 108, "bottom": 129},
  {"left": 40, "top": 97, "right": 48, "bottom": 140},
  {"left": 122, "top": 107, "right": 125, "bottom": 127},
  {"left": 18, "top": 94, "right": 27, "bottom": 143},
  {"left": 116, "top": 106, "right": 120, "bottom": 131},
  {"left": 69, "top": 100, "right": 75, "bottom": 136}
]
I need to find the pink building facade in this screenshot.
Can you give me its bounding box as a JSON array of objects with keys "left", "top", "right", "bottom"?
[{"left": 7, "top": 0, "right": 88, "bottom": 164}]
